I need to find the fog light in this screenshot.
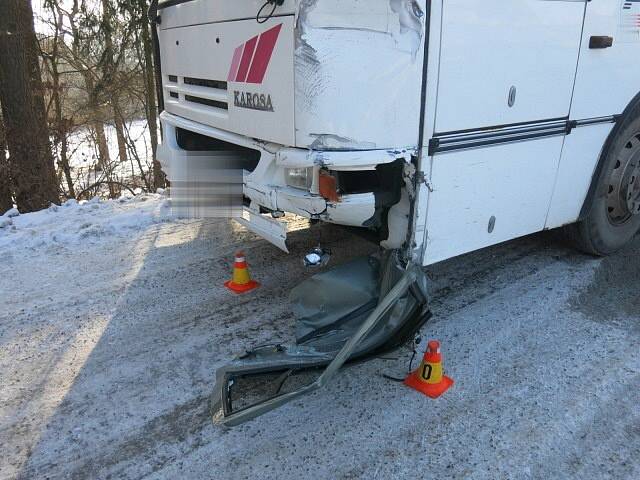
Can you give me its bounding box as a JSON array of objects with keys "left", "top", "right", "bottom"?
[{"left": 285, "top": 167, "right": 313, "bottom": 190}]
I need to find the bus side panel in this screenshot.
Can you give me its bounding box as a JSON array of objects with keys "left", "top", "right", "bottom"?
[
  {"left": 423, "top": 137, "right": 563, "bottom": 266},
  {"left": 433, "top": 0, "right": 584, "bottom": 133},
  {"left": 570, "top": 0, "right": 640, "bottom": 119},
  {"left": 544, "top": 123, "right": 615, "bottom": 230},
  {"left": 420, "top": 0, "right": 584, "bottom": 266}
]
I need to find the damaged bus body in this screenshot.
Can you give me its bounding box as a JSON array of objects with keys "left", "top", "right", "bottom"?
[{"left": 153, "top": 0, "right": 640, "bottom": 424}]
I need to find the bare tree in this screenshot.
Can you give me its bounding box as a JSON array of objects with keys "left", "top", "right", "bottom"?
[
  {"left": 0, "top": 0, "right": 59, "bottom": 212},
  {"left": 31, "top": 0, "right": 164, "bottom": 201},
  {"left": 41, "top": 2, "right": 75, "bottom": 198},
  {"left": 139, "top": 1, "right": 165, "bottom": 189},
  {"left": 100, "top": 0, "right": 128, "bottom": 168},
  {"left": 61, "top": 0, "right": 115, "bottom": 193},
  {"left": 119, "top": 0, "right": 165, "bottom": 189}
]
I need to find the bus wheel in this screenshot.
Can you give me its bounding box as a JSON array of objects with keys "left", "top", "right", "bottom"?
[{"left": 570, "top": 112, "right": 640, "bottom": 256}]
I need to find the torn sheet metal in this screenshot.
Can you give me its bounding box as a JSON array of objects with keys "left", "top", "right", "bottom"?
[
  {"left": 389, "top": 0, "right": 425, "bottom": 57},
  {"left": 211, "top": 251, "right": 430, "bottom": 426},
  {"left": 308, "top": 133, "right": 377, "bottom": 151},
  {"left": 275, "top": 147, "right": 411, "bottom": 169},
  {"left": 322, "top": 193, "right": 376, "bottom": 227},
  {"left": 294, "top": 0, "right": 427, "bottom": 150}
]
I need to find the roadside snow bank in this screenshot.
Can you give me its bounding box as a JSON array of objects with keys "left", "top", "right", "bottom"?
[{"left": 0, "top": 194, "right": 171, "bottom": 251}]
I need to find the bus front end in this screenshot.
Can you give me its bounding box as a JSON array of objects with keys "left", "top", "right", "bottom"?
[{"left": 155, "top": 0, "right": 426, "bottom": 251}]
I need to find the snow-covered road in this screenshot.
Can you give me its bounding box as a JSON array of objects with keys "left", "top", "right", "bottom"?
[{"left": 0, "top": 196, "right": 638, "bottom": 479}]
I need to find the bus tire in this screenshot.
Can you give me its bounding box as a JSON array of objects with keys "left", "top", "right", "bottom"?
[{"left": 568, "top": 108, "right": 640, "bottom": 256}]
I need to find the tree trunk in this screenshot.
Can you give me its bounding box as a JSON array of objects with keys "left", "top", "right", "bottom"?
[
  {"left": 96, "top": 124, "right": 111, "bottom": 172},
  {"left": 92, "top": 120, "right": 112, "bottom": 170},
  {"left": 82, "top": 73, "right": 115, "bottom": 197},
  {"left": 47, "top": 6, "right": 75, "bottom": 199},
  {"left": 0, "top": 112, "right": 13, "bottom": 214},
  {"left": 141, "top": 18, "right": 165, "bottom": 189},
  {"left": 113, "top": 107, "right": 128, "bottom": 164},
  {"left": 0, "top": 0, "right": 59, "bottom": 212},
  {"left": 100, "top": 0, "right": 121, "bottom": 198},
  {"left": 100, "top": 0, "right": 127, "bottom": 165},
  {"left": 49, "top": 49, "right": 75, "bottom": 197},
  {"left": 59, "top": 128, "right": 74, "bottom": 198}
]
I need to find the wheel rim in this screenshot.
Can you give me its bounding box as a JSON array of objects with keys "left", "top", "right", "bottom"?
[{"left": 606, "top": 131, "right": 640, "bottom": 225}]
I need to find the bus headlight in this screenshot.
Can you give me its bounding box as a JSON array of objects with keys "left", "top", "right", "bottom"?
[{"left": 285, "top": 167, "right": 313, "bottom": 190}]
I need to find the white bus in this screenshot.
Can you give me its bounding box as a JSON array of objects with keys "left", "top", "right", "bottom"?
[
  {"left": 155, "top": 0, "right": 640, "bottom": 264},
  {"left": 152, "top": 0, "right": 640, "bottom": 424}
]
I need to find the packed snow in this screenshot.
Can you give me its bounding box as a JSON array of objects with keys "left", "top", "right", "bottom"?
[
  {"left": 1, "top": 191, "right": 638, "bottom": 480},
  {"left": 0, "top": 191, "right": 170, "bottom": 251}
]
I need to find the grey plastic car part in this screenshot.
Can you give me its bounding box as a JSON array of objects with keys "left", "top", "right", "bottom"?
[{"left": 211, "top": 251, "right": 429, "bottom": 426}]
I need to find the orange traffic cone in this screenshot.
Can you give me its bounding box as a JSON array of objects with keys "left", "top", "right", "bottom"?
[
  {"left": 224, "top": 251, "right": 260, "bottom": 294},
  {"left": 404, "top": 340, "right": 454, "bottom": 398}
]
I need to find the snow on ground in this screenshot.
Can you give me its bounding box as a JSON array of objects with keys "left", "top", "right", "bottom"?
[
  {"left": 0, "top": 193, "right": 169, "bottom": 251},
  {"left": 0, "top": 199, "right": 638, "bottom": 480}
]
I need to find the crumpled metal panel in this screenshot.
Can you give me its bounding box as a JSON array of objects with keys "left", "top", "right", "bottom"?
[
  {"left": 211, "top": 251, "right": 429, "bottom": 426},
  {"left": 292, "top": 256, "right": 379, "bottom": 344},
  {"left": 294, "top": 0, "right": 426, "bottom": 149}
]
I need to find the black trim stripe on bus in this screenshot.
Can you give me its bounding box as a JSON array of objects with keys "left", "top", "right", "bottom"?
[
  {"left": 428, "top": 115, "right": 617, "bottom": 155},
  {"left": 416, "top": 1, "right": 431, "bottom": 161}
]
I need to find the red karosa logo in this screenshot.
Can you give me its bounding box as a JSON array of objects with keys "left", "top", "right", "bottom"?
[{"left": 227, "top": 23, "right": 282, "bottom": 84}]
